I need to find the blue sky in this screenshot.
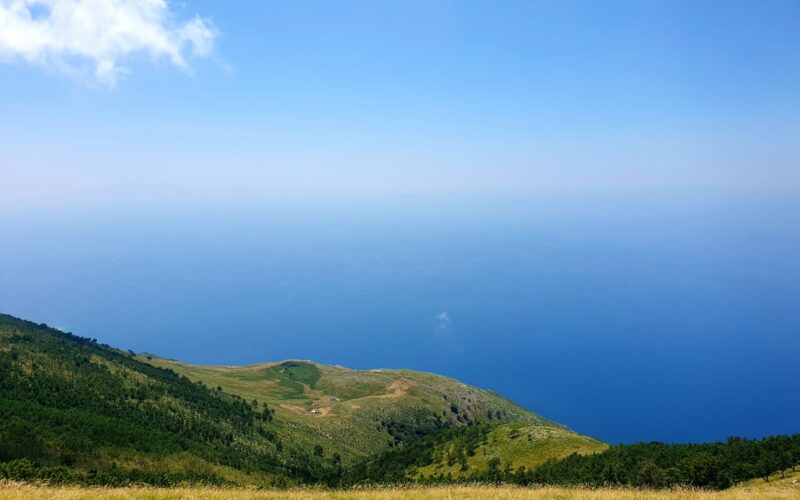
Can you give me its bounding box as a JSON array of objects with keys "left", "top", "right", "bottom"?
[{"left": 2, "top": 0, "right": 799, "bottom": 210}]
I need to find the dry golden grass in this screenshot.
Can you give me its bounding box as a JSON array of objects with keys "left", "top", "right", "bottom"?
[{"left": 1, "top": 483, "right": 799, "bottom": 500}]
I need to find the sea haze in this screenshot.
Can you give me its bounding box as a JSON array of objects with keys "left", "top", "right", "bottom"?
[{"left": 1, "top": 192, "right": 798, "bottom": 444}]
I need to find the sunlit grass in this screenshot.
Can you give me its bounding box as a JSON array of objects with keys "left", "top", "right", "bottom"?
[
  {"left": 414, "top": 422, "right": 607, "bottom": 479},
  {"left": 1, "top": 483, "right": 799, "bottom": 500}
]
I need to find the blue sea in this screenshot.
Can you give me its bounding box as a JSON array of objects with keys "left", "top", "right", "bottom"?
[{"left": 2, "top": 191, "right": 798, "bottom": 444}]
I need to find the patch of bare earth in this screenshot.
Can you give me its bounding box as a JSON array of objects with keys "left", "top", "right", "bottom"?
[
  {"left": 376, "top": 379, "right": 415, "bottom": 399},
  {"left": 279, "top": 404, "right": 332, "bottom": 417}
]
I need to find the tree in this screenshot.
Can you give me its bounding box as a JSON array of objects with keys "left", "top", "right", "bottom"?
[
  {"left": 778, "top": 452, "right": 793, "bottom": 479},
  {"left": 601, "top": 459, "right": 625, "bottom": 485},
  {"left": 487, "top": 457, "right": 502, "bottom": 481},
  {"left": 636, "top": 460, "right": 665, "bottom": 487},
  {"left": 756, "top": 457, "right": 776, "bottom": 482}
]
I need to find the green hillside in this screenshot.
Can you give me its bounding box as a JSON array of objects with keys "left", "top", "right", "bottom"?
[
  {"left": 412, "top": 422, "right": 607, "bottom": 480},
  {"left": 0, "top": 312, "right": 602, "bottom": 486},
  {"left": 0, "top": 314, "right": 336, "bottom": 486},
  {"left": 347, "top": 421, "right": 606, "bottom": 483},
  {"left": 141, "top": 356, "right": 563, "bottom": 465}
]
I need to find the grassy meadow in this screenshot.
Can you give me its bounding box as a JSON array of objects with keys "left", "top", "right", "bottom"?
[
  {"left": 3, "top": 470, "right": 800, "bottom": 498},
  {"left": 4, "top": 470, "right": 799, "bottom": 498},
  {"left": 1, "top": 483, "right": 799, "bottom": 500},
  {"left": 413, "top": 422, "right": 607, "bottom": 480},
  {"left": 139, "top": 356, "right": 570, "bottom": 464}
]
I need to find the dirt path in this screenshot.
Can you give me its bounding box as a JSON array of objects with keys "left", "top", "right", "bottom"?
[{"left": 376, "top": 378, "right": 415, "bottom": 399}]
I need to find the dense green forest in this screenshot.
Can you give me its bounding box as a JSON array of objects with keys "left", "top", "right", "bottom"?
[
  {"left": 1, "top": 313, "right": 797, "bottom": 489},
  {"left": 350, "top": 423, "right": 800, "bottom": 489},
  {"left": 521, "top": 435, "right": 800, "bottom": 489},
  {"left": 347, "top": 423, "right": 495, "bottom": 483},
  {"left": 0, "top": 314, "right": 338, "bottom": 486}
]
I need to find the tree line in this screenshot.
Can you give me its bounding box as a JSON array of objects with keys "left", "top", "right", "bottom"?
[
  {"left": 0, "top": 314, "right": 339, "bottom": 486},
  {"left": 351, "top": 426, "right": 800, "bottom": 490},
  {"left": 515, "top": 434, "right": 800, "bottom": 489}
]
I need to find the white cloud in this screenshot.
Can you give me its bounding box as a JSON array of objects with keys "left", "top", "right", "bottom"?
[
  {"left": 0, "top": 0, "right": 217, "bottom": 85},
  {"left": 434, "top": 311, "right": 451, "bottom": 336}
]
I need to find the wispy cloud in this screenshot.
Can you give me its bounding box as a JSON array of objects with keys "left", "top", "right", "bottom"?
[
  {"left": 0, "top": 0, "right": 217, "bottom": 85},
  {"left": 434, "top": 311, "right": 451, "bottom": 336}
]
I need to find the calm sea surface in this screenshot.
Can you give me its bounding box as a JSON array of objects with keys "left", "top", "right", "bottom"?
[{"left": 2, "top": 193, "right": 798, "bottom": 443}]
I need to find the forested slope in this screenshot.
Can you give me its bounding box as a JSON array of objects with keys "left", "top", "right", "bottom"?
[
  {"left": 3, "top": 313, "right": 795, "bottom": 490},
  {"left": 0, "top": 314, "right": 336, "bottom": 485}
]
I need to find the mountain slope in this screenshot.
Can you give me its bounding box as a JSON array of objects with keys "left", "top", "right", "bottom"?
[
  {"left": 0, "top": 312, "right": 603, "bottom": 486},
  {"left": 349, "top": 421, "right": 606, "bottom": 483},
  {"left": 0, "top": 314, "right": 334, "bottom": 485},
  {"left": 140, "top": 356, "right": 562, "bottom": 463},
  {"left": 411, "top": 422, "right": 606, "bottom": 480}
]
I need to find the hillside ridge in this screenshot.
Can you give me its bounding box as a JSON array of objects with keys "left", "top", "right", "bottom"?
[{"left": 0, "top": 312, "right": 601, "bottom": 486}]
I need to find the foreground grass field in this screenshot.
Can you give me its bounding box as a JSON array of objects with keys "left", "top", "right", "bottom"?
[{"left": 1, "top": 483, "right": 799, "bottom": 500}]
